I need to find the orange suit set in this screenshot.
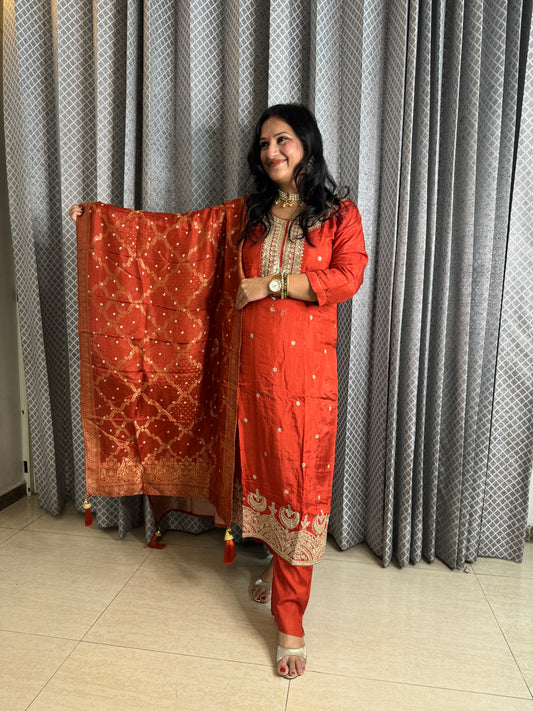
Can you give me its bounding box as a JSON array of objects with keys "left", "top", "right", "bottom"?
[{"left": 77, "top": 198, "right": 367, "bottom": 638}]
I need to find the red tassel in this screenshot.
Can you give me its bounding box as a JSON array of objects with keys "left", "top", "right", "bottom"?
[
  {"left": 148, "top": 529, "right": 166, "bottom": 549},
  {"left": 223, "top": 528, "right": 235, "bottom": 564},
  {"left": 83, "top": 499, "right": 93, "bottom": 527}
]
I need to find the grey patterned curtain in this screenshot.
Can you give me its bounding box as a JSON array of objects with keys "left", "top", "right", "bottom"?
[{"left": 3, "top": 0, "right": 532, "bottom": 568}]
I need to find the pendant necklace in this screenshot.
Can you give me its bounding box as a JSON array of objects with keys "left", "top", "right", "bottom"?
[{"left": 274, "top": 189, "right": 303, "bottom": 208}]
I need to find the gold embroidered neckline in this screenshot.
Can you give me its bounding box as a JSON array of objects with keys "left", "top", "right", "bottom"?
[
  {"left": 271, "top": 211, "right": 293, "bottom": 222},
  {"left": 270, "top": 211, "right": 322, "bottom": 232}
]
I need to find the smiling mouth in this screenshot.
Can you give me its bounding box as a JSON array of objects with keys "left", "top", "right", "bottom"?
[{"left": 268, "top": 159, "right": 286, "bottom": 167}]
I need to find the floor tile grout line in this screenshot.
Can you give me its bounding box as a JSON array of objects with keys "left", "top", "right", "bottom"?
[
  {"left": 21, "top": 513, "right": 47, "bottom": 531},
  {"left": 303, "top": 668, "right": 533, "bottom": 701},
  {"left": 72, "top": 637, "right": 279, "bottom": 671},
  {"left": 4, "top": 520, "right": 160, "bottom": 710},
  {"left": 472, "top": 567, "right": 533, "bottom": 700},
  {"left": 0, "top": 526, "right": 154, "bottom": 552},
  {"left": 21, "top": 636, "right": 289, "bottom": 710},
  {"left": 0, "top": 510, "right": 46, "bottom": 543},
  {"left": 25, "top": 639, "right": 83, "bottom": 710},
  {"left": 0, "top": 529, "right": 20, "bottom": 544},
  {"left": 320, "top": 558, "right": 386, "bottom": 568},
  {"left": 471, "top": 570, "right": 533, "bottom": 580},
  {"left": 0, "top": 627, "right": 80, "bottom": 643},
  {"left": 322, "top": 560, "right": 458, "bottom": 573},
  {"left": 0, "top": 516, "right": 45, "bottom": 533},
  {"left": 36, "top": 632, "right": 533, "bottom": 703},
  {"left": 284, "top": 680, "right": 291, "bottom": 709},
  {"left": 79, "top": 546, "right": 157, "bottom": 644},
  {"left": 15, "top": 522, "right": 230, "bottom": 550},
  {"left": 17, "top": 634, "right": 533, "bottom": 709},
  {"left": 8, "top": 527, "right": 150, "bottom": 543}
]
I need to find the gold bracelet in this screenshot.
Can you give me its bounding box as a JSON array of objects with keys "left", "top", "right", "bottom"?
[{"left": 280, "top": 271, "right": 288, "bottom": 299}]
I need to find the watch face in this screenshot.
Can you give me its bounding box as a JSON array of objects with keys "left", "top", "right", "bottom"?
[{"left": 269, "top": 278, "right": 282, "bottom": 293}]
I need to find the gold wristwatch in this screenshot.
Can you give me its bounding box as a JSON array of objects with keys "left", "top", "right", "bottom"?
[{"left": 267, "top": 274, "right": 282, "bottom": 296}]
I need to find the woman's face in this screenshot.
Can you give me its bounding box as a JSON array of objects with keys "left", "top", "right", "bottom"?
[{"left": 259, "top": 117, "right": 305, "bottom": 194}]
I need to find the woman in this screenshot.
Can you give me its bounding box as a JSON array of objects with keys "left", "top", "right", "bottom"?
[{"left": 70, "top": 103, "right": 367, "bottom": 679}]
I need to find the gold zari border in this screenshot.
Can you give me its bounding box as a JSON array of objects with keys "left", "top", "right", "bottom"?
[
  {"left": 241, "top": 489, "right": 329, "bottom": 566},
  {"left": 261, "top": 215, "right": 306, "bottom": 277}
]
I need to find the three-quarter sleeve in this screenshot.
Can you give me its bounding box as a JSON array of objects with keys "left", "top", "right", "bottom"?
[{"left": 306, "top": 201, "right": 368, "bottom": 306}]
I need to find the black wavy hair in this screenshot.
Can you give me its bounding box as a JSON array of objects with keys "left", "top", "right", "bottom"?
[{"left": 240, "top": 103, "right": 349, "bottom": 245}]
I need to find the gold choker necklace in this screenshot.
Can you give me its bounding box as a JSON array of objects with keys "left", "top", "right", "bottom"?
[{"left": 274, "top": 190, "right": 303, "bottom": 208}]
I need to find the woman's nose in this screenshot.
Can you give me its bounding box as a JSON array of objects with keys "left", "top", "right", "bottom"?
[{"left": 265, "top": 142, "right": 278, "bottom": 159}]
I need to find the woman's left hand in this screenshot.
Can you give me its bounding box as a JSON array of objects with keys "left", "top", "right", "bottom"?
[{"left": 235, "top": 276, "right": 270, "bottom": 309}]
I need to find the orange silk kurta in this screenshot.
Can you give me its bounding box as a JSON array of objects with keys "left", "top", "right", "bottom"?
[{"left": 235, "top": 200, "right": 367, "bottom": 565}]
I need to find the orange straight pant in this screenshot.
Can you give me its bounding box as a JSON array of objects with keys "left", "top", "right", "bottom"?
[{"left": 271, "top": 554, "right": 314, "bottom": 637}]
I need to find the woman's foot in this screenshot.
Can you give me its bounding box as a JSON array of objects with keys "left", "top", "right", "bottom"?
[
  {"left": 251, "top": 560, "right": 273, "bottom": 603},
  {"left": 276, "top": 632, "right": 306, "bottom": 678}
]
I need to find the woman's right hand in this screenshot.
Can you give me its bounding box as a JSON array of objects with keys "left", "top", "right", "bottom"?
[{"left": 69, "top": 204, "right": 84, "bottom": 222}]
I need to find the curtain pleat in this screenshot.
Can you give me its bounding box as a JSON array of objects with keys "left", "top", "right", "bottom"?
[
  {"left": 329, "top": 1, "right": 381, "bottom": 549},
  {"left": 3, "top": 0, "right": 531, "bottom": 566},
  {"left": 479, "top": 3, "right": 533, "bottom": 561},
  {"left": 4, "top": 0, "right": 72, "bottom": 516}
]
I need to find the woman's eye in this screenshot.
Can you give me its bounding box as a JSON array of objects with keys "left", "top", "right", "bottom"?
[
  {"left": 277, "top": 136, "right": 288, "bottom": 144},
  {"left": 260, "top": 142, "right": 268, "bottom": 150}
]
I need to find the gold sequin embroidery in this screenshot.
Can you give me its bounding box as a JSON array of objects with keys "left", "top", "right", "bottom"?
[
  {"left": 261, "top": 215, "right": 305, "bottom": 276},
  {"left": 234, "top": 484, "right": 329, "bottom": 566}
]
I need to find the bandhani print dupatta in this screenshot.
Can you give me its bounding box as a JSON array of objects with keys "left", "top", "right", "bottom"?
[{"left": 76, "top": 200, "right": 245, "bottom": 538}]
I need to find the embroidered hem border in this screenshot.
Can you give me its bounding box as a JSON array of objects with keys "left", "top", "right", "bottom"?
[{"left": 235, "top": 490, "right": 329, "bottom": 566}]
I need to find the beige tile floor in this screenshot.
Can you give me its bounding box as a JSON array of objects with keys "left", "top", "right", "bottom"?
[{"left": 0, "top": 495, "right": 532, "bottom": 711}]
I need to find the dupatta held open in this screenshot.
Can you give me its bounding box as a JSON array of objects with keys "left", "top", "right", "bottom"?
[{"left": 76, "top": 199, "right": 245, "bottom": 532}]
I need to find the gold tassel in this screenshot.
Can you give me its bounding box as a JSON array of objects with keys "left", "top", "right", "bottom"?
[
  {"left": 83, "top": 498, "right": 93, "bottom": 526},
  {"left": 148, "top": 529, "right": 166, "bottom": 549},
  {"left": 223, "top": 527, "right": 235, "bottom": 564}
]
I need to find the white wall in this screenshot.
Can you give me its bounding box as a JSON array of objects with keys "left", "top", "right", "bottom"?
[{"left": 0, "top": 6, "right": 24, "bottom": 497}]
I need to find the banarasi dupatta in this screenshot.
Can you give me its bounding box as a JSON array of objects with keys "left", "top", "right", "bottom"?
[{"left": 76, "top": 200, "right": 245, "bottom": 548}]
